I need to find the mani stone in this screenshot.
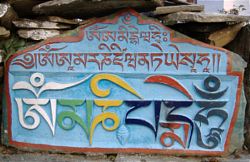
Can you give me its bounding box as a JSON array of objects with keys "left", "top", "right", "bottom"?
[
  {"left": 17, "top": 29, "right": 61, "bottom": 40},
  {"left": 162, "top": 12, "right": 250, "bottom": 25},
  {"left": 0, "top": 3, "right": 18, "bottom": 29},
  {"left": 2, "top": 8, "right": 247, "bottom": 156},
  {"left": 154, "top": 4, "right": 204, "bottom": 15},
  {"left": 0, "top": 26, "right": 10, "bottom": 39},
  {"left": 32, "top": 0, "right": 158, "bottom": 18},
  {"left": 13, "top": 19, "right": 72, "bottom": 29},
  {"left": 208, "top": 22, "right": 246, "bottom": 47}
]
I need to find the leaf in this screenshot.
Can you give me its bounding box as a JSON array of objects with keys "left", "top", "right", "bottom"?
[
  {"left": 13, "top": 39, "right": 26, "bottom": 48},
  {"left": 8, "top": 48, "right": 16, "bottom": 55},
  {"left": 3, "top": 39, "right": 12, "bottom": 50}
]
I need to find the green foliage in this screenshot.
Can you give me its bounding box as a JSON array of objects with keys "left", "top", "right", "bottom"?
[{"left": 0, "top": 35, "right": 27, "bottom": 62}]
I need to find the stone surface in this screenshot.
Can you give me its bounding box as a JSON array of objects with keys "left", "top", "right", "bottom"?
[
  {"left": 0, "top": 145, "right": 249, "bottom": 162},
  {"left": 17, "top": 29, "right": 61, "bottom": 40},
  {"left": 79, "top": 18, "right": 97, "bottom": 26},
  {"left": 115, "top": 153, "right": 250, "bottom": 162},
  {"left": 8, "top": 0, "right": 47, "bottom": 17},
  {"left": 47, "top": 16, "right": 82, "bottom": 25},
  {"left": 225, "top": 24, "right": 250, "bottom": 152},
  {"left": 13, "top": 19, "right": 72, "bottom": 29},
  {"left": 161, "top": 12, "right": 250, "bottom": 25},
  {"left": 208, "top": 22, "right": 246, "bottom": 47},
  {"left": 168, "top": 0, "right": 192, "bottom": 5},
  {"left": 0, "top": 3, "right": 9, "bottom": 18},
  {"left": 32, "top": 0, "right": 158, "bottom": 18},
  {"left": 169, "top": 22, "right": 228, "bottom": 44},
  {"left": 0, "top": 3, "right": 18, "bottom": 29},
  {"left": 153, "top": 4, "right": 204, "bottom": 15},
  {"left": 152, "top": 0, "right": 165, "bottom": 6},
  {"left": 171, "top": 22, "right": 228, "bottom": 33},
  {"left": 0, "top": 27, "right": 10, "bottom": 39}
]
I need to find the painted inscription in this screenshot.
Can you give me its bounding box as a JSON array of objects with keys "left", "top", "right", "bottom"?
[{"left": 4, "top": 9, "right": 243, "bottom": 155}]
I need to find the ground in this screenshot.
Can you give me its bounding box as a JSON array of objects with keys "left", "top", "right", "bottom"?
[{"left": 0, "top": 145, "right": 249, "bottom": 162}]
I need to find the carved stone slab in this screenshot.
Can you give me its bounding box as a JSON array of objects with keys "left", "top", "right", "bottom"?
[{"left": 3, "top": 9, "right": 246, "bottom": 155}]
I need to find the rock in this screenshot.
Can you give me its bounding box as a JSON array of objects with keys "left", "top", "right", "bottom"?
[
  {"left": 0, "top": 50, "right": 3, "bottom": 77},
  {"left": 161, "top": 12, "right": 250, "bottom": 25},
  {"left": 171, "top": 22, "right": 228, "bottom": 33},
  {"left": 152, "top": 0, "right": 164, "bottom": 6},
  {"left": 17, "top": 29, "right": 61, "bottom": 40},
  {"left": 208, "top": 22, "right": 246, "bottom": 47},
  {"left": 13, "top": 19, "right": 72, "bottom": 29},
  {"left": 225, "top": 25, "right": 250, "bottom": 77},
  {"left": 79, "top": 18, "right": 97, "bottom": 25},
  {"left": 0, "top": 4, "right": 9, "bottom": 18},
  {"left": 0, "top": 27, "right": 10, "bottom": 39},
  {"left": 7, "top": 0, "right": 46, "bottom": 17},
  {"left": 0, "top": 3, "right": 18, "bottom": 29},
  {"left": 246, "top": 126, "right": 250, "bottom": 152},
  {"left": 154, "top": 4, "right": 204, "bottom": 15},
  {"left": 168, "top": 0, "right": 193, "bottom": 5},
  {"left": 47, "top": 16, "right": 82, "bottom": 25},
  {"left": 32, "top": 0, "right": 158, "bottom": 18},
  {"left": 225, "top": 25, "right": 250, "bottom": 152},
  {"left": 169, "top": 22, "right": 228, "bottom": 44}
]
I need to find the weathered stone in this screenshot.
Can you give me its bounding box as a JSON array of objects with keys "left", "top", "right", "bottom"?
[
  {"left": 161, "top": 12, "right": 250, "bottom": 25},
  {"left": 0, "top": 4, "right": 9, "bottom": 18},
  {"left": 0, "top": 50, "right": 3, "bottom": 78},
  {"left": 208, "top": 22, "right": 246, "bottom": 47},
  {"left": 17, "top": 29, "right": 61, "bottom": 40},
  {"left": 225, "top": 24, "right": 250, "bottom": 152},
  {"left": 32, "top": 0, "right": 158, "bottom": 18},
  {"left": 47, "top": 16, "right": 82, "bottom": 25},
  {"left": 0, "top": 27, "right": 10, "bottom": 39},
  {"left": 13, "top": 19, "right": 72, "bottom": 29},
  {"left": 152, "top": 0, "right": 165, "bottom": 6},
  {"left": 170, "top": 22, "right": 228, "bottom": 34},
  {"left": 115, "top": 154, "right": 250, "bottom": 162},
  {"left": 0, "top": 3, "right": 18, "bottom": 29},
  {"left": 169, "top": 23, "right": 227, "bottom": 44},
  {"left": 154, "top": 4, "right": 204, "bottom": 15},
  {"left": 0, "top": 151, "right": 250, "bottom": 162},
  {"left": 79, "top": 18, "right": 97, "bottom": 25},
  {"left": 7, "top": 0, "right": 46, "bottom": 17},
  {"left": 168, "top": 0, "right": 193, "bottom": 5}
]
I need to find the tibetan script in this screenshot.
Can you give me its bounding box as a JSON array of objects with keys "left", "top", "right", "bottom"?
[{"left": 3, "top": 9, "right": 244, "bottom": 155}]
